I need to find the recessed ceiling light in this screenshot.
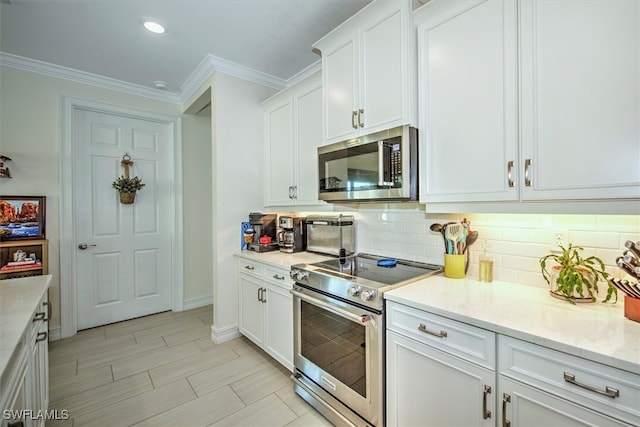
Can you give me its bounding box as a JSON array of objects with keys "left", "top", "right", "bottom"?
[{"left": 143, "top": 21, "right": 165, "bottom": 34}]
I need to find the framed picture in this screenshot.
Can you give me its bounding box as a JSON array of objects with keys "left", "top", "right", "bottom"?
[{"left": 0, "top": 196, "right": 46, "bottom": 241}]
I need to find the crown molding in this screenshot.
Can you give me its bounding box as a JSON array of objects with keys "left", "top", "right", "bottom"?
[
  {"left": 1, "top": 51, "right": 310, "bottom": 108},
  {"left": 0, "top": 52, "right": 181, "bottom": 104}
]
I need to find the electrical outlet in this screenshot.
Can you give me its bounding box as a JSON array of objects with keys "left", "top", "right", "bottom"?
[{"left": 549, "top": 230, "right": 567, "bottom": 252}]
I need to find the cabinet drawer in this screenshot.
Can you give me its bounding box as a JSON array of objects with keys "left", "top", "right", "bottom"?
[
  {"left": 237, "top": 258, "right": 263, "bottom": 278},
  {"left": 387, "top": 301, "right": 496, "bottom": 369},
  {"left": 263, "top": 265, "right": 293, "bottom": 289},
  {"left": 499, "top": 335, "right": 640, "bottom": 426}
]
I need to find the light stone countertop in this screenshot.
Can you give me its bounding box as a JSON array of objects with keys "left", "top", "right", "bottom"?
[
  {"left": 235, "top": 250, "right": 335, "bottom": 269},
  {"left": 0, "top": 275, "right": 52, "bottom": 381},
  {"left": 385, "top": 275, "right": 640, "bottom": 375}
]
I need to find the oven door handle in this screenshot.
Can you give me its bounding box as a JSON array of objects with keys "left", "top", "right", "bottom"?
[{"left": 290, "top": 289, "right": 373, "bottom": 325}]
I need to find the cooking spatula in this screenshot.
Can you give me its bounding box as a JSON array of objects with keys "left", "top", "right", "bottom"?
[{"left": 445, "top": 223, "right": 463, "bottom": 255}]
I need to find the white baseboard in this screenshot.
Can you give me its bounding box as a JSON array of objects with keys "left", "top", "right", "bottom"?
[
  {"left": 183, "top": 295, "right": 213, "bottom": 310},
  {"left": 211, "top": 324, "right": 241, "bottom": 344},
  {"left": 48, "top": 327, "right": 62, "bottom": 341}
]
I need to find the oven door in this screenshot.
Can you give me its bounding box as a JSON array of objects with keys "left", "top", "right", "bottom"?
[{"left": 291, "top": 284, "right": 383, "bottom": 427}]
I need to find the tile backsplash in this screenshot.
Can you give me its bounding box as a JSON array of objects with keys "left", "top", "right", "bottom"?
[{"left": 352, "top": 207, "right": 639, "bottom": 290}]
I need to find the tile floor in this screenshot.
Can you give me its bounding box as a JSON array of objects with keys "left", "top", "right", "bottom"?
[{"left": 47, "top": 305, "right": 333, "bottom": 427}]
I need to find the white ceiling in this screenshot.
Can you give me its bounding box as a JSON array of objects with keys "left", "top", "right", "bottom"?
[{"left": 0, "top": 0, "right": 372, "bottom": 99}]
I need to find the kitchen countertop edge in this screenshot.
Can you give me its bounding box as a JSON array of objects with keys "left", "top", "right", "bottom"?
[
  {"left": 385, "top": 275, "right": 640, "bottom": 375},
  {"left": 234, "top": 250, "right": 335, "bottom": 269}
]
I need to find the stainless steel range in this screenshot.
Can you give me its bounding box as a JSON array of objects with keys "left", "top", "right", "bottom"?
[{"left": 290, "top": 253, "right": 442, "bottom": 426}]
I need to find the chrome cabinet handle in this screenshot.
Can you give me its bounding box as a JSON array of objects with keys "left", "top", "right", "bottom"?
[
  {"left": 418, "top": 323, "right": 447, "bottom": 338},
  {"left": 563, "top": 372, "right": 619, "bottom": 398},
  {"left": 507, "top": 161, "right": 514, "bottom": 188},
  {"left": 33, "top": 312, "right": 46, "bottom": 322},
  {"left": 273, "top": 274, "right": 285, "bottom": 280},
  {"left": 483, "top": 385, "right": 492, "bottom": 419},
  {"left": 244, "top": 265, "right": 254, "bottom": 271},
  {"left": 358, "top": 109, "right": 364, "bottom": 128},
  {"left": 292, "top": 186, "right": 297, "bottom": 199},
  {"left": 352, "top": 110, "right": 358, "bottom": 129},
  {"left": 262, "top": 288, "right": 267, "bottom": 303},
  {"left": 502, "top": 393, "right": 511, "bottom": 427},
  {"left": 524, "top": 159, "right": 532, "bottom": 187},
  {"left": 36, "top": 331, "right": 48, "bottom": 343}
]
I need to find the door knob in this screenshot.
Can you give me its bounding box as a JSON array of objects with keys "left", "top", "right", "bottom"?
[{"left": 78, "top": 243, "right": 96, "bottom": 250}]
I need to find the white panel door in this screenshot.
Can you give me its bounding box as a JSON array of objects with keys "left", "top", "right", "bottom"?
[
  {"left": 295, "top": 84, "right": 323, "bottom": 204},
  {"left": 74, "top": 108, "right": 172, "bottom": 329},
  {"left": 519, "top": 0, "right": 640, "bottom": 200},
  {"left": 419, "top": 0, "right": 518, "bottom": 203}
]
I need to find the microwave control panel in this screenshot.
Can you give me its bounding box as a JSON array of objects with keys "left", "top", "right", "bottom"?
[{"left": 391, "top": 143, "right": 402, "bottom": 186}]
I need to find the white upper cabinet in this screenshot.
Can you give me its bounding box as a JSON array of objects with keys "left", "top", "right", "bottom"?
[
  {"left": 417, "top": 0, "right": 640, "bottom": 212},
  {"left": 519, "top": 0, "right": 639, "bottom": 201},
  {"left": 417, "top": 0, "right": 518, "bottom": 203},
  {"left": 314, "top": 0, "right": 416, "bottom": 143},
  {"left": 263, "top": 71, "right": 324, "bottom": 207}
]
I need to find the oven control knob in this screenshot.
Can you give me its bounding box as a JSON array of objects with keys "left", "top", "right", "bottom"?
[
  {"left": 289, "top": 270, "right": 298, "bottom": 280},
  {"left": 361, "top": 289, "right": 377, "bottom": 302},
  {"left": 296, "top": 270, "right": 309, "bottom": 281},
  {"left": 348, "top": 286, "right": 362, "bottom": 297}
]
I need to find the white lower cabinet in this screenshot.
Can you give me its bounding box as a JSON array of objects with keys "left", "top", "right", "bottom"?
[
  {"left": 1, "top": 291, "right": 49, "bottom": 427},
  {"left": 237, "top": 257, "right": 294, "bottom": 371},
  {"left": 386, "top": 301, "right": 496, "bottom": 427}
]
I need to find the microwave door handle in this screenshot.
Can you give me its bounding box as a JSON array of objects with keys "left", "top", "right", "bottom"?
[{"left": 378, "top": 141, "right": 391, "bottom": 186}]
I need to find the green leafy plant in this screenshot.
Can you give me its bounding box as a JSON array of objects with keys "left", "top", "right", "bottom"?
[
  {"left": 112, "top": 176, "right": 145, "bottom": 193},
  {"left": 540, "top": 244, "right": 615, "bottom": 304}
]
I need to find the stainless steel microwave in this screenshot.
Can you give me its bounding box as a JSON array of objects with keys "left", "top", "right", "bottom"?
[{"left": 318, "top": 125, "right": 418, "bottom": 202}]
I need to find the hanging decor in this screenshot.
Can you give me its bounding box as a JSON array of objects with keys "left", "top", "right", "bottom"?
[
  {"left": 0, "top": 155, "right": 12, "bottom": 178},
  {"left": 112, "top": 154, "right": 145, "bottom": 204}
]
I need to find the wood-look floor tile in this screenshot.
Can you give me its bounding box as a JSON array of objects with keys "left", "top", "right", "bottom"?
[
  {"left": 49, "top": 365, "right": 113, "bottom": 401},
  {"left": 49, "top": 359, "right": 77, "bottom": 381},
  {"left": 284, "top": 408, "right": 334, "bottom": 427},
  {"left": 133, "top": 317, "right": 205, "bottom": 342},
  {"left": 209, "top": 394, "right": 297, "bottom": 427},
  {"left": 149, "top": 343, "right": 238, "bottom": 387},
  {"left": 132, "top": 385, "right": 245, "bottom": 427},
  {"left": 49, "top": 334, "right": 136, "bottom": 365},
  {"left": 73, "top": 378, "right": 196, "bottom": 426},
  {"left": 275, "top": 384, "right": 310, "bottom": 417},
  {"left": 195, "top": 336, "right": 216, "bottom": 351},
  {"left": 187, "top": 350, "right": 270, "bottom": 397},
  {"left": 171, "top": 305, "right": 211, "bottom": 319},
  {"left": 103, "top": 311, "right": 176, "bottom": 339},
  {"left": 50, "top": 371, "right": 153, "bottom": 419},
  {"left": 230, "top": 363, "right": 293, "bottom": 406},
  {"left": 111, "top": 341, "right": 201, "bottom": 380},
  {"left": 163, "top": 324, "right": 211, "bottom": 347},
  {"left": 77, "top": 336, "right": 166, "bottom": 372}
]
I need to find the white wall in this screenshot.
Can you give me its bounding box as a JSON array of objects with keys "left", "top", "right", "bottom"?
[
  {"left": 181, "top": 112, "right": 214, "bottom": 306},
  {"left": 210, "top": 73, "right": 276, "bottom": 340},
  {"left": 0, "top": 65, "right": 181, "bottom": 331}
]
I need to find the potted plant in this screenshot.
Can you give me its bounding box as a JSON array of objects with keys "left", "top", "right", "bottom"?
[
  {"left": 112, "top": 175, "right": 145, "bottom": 204},
  {"left": 540, "top": 244, "right": 616, "bottom": 304}
]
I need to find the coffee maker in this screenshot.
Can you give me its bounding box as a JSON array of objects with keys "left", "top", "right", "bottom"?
[
  {"left": 277, "top": 216, "right": 306, "bottom": 253},
  {"left": 247, "top": 212, "right": 279, "bottom": 252}
]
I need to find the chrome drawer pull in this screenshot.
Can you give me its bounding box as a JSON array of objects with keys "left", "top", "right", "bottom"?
[
  {"left": 244, "top": 265, "right": 254, "bottom": 270},
  {"left": 483, "top": 385, "right": 492, "bottom": 419},
  {"left": 33, "top": 312, "right": 45, "bottom": 322},
  {"left": 418, "top": 323, "right": 447, "bottom": 338},
  {"left": 36, "top": 331, "right": 48, "bottom": 342},
  {"left": 44, "top": 301, "right": 51, "bottom": 321},
  {"left": 502, "top": 393, "right": 511, "bottom": 427},
  {"left": 273, "top": 274, "right": 285, "bottom": 280},
  {"left": 563, "top": 372, "right": 620, "bottom": 398}
]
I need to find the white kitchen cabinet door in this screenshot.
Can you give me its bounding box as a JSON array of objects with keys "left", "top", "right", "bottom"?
[
  {"left": 263, "top": 282, "right": 294, "bottom": 371},
  {"left": 294, "top": 84, "right": 323, "bottom": 205},
  {"left": 519, "top": 0, "right": 640, "bottom": 201},
  {"left": 264, "top": 99, "right": 295, "bottom": 205},
  {"left": 316, "top": 0, "right": 415, "bottom": 144},
  {"left": 323, "top": 36, "right": 359, "bottom": 142},
  {"left": 418, "top": 0, "right": 518, "bottom": 203},
  {"left": 386, "top": 330, "right": 495, "bottom": 427},
  {"left": 498, "top": 376, "right": 629, "bottom": 427},
  {"left": 238, "top": 274, "right": 264, "bottom": 347}
]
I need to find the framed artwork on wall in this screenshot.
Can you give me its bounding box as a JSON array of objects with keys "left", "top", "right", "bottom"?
[{"left": 0, "top": 196, "right": 46, "bottom": 240}]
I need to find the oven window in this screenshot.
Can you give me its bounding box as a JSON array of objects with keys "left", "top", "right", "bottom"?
[{"left": 300, "top": 300, "right": 366, "bottom": 397}]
